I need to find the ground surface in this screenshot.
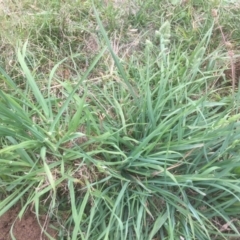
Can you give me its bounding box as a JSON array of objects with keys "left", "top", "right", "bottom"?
[{"left": 0, "top": 206, "right": 56, "bottom": 240}]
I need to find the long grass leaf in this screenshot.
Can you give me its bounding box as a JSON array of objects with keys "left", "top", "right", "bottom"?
[{"left": 17, "top": 42, "right": 50, "bottom": 118}]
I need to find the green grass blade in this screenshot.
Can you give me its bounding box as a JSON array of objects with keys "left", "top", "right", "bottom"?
[
  {"left": 93, "top": 3, "right": 137, "bottom": 100},
  {"left": 17, "top": 41, "right": 50, "bottom": 118}
]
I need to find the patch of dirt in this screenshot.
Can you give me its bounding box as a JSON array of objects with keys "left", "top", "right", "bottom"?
[{"left": 0, "top": 206, "right": 57, "bottom": 240}]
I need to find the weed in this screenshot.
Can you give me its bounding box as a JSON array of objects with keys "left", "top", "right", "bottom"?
[{"left": 1, "top": 0, "right": 240, "bottom": 239}]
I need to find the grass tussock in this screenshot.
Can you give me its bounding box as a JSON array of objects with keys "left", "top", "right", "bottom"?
[{"left": 1, "top": 0, "right": 240, "bottom": 239}]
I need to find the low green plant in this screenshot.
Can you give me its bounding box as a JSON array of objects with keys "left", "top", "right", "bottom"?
[{"left": 1, "top": 1, "right": 240, "bottom": 240}]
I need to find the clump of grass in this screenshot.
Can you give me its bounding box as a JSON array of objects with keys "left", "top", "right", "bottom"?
[{"left": 1, "top": 1, "right": 240, "bottom": 240}]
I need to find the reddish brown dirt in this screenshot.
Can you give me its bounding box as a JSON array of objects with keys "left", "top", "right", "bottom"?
[{"left": 0, "top": 206, "right": 57, "bottom": 240}]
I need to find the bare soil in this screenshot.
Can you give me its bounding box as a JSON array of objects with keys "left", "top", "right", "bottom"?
[{"left": 0, "top": 206, "right": 57, "bottom": 240}]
